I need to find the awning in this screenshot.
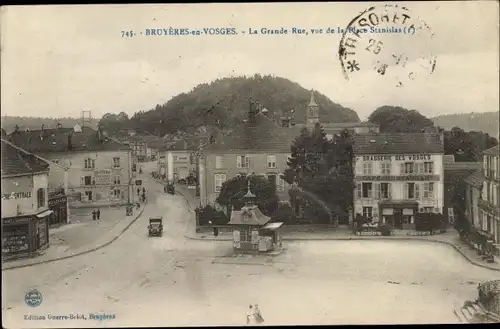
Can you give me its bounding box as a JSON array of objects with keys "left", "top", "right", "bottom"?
[
  {"left": 262, "top": 222, "right": 284, "bottom": 230},
  {"left": 36, "top": 210, "right": 54, "bottom": 218}
]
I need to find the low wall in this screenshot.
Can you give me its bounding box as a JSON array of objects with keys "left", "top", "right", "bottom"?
[{"left": 195, "top": 224, "right": 340, "bottom": 234}]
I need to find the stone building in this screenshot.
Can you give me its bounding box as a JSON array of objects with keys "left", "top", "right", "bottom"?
[
  {"left": 7, "top": 124, "right": 133, "bottom": 208},
  {"left": 352, "top": 132, "right": 445, "bottom": 229}
]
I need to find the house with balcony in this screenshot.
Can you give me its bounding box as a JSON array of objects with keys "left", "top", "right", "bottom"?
[
  {"left": 199, "top": 102, "right": 294, "bottom": 206},
  {"left": 468, "top": 145, "right": 500, "bottom": 243},
  {"left": 1, "top": 139, "right": 52, "bottom": 259},
  {"left": 7, "top": 124, "right": 133, "bottom": 208},
  {"left": 352, "top": 133, "right": 445, "bottom": 229}
]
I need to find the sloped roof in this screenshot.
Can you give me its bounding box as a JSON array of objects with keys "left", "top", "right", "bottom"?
[
  {"left": 483, "top": 145, "right": 499, "bottom": 156},
  {"left": 444, "top": 162, "right": 482, "bottom": 172},
  {"left": 7, "top": 127, "right": 130, "bottom": 153},
  {"left": 158, "top": 140, "right": 189, "bottom": 151},
  {"left": 228, "top": 205, "right": 271, "bottom": 226},
  {"left": 1, "top": 139, "right": 50, "bottom": 176},
  {"left": 353, "top": 133, "right": 444, "bottom": 155},
  {"left": 443, "top": 155, "right": 455, "bottom": 163},
  {"left": 294, "top": 121, "right": 377, "bottom": 129},
  {"left": 204, "top": 112, "right": 294, "bottom": 153},
  {"left": 464, "top": 170, "right": 485, "bottom": 188}
]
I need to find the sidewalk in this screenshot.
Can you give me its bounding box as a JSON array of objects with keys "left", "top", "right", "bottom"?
[
  {"left": 2, "top": 202, "right": 148, "bottom": 271},
  {"left": 148, "top": 177, "right": 500, "bottom": 272}
]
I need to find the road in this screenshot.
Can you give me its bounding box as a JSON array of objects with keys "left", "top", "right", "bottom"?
[{"left": 2, "top": 163, "right": 499, "bottom": 327}]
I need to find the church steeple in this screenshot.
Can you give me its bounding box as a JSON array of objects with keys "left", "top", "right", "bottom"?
[{"left": 306, "top": 89, "right": 319, "bottom": 124}]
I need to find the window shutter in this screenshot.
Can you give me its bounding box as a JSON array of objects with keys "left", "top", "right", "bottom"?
[
  {"left": 412, "top": 163, "right": 417, "bottom": 173},
  {"left": 80, "top": 177, "right": 84, "bottom": 185},
  {"left": 236, "top": 156, "right": 242, "bottom": 168},
  {"left": 403, "top": 183, "right": 409, "bottom": 199},
  {"left": 246, "top": 156, "right": 250, "bottom": 168},
  {"left": 356, "top": 163, "right": 363, "bottom": 175},
  {"left": 400, "top": 163, "right": 405, "bottom": 175},
  {"left": 418, "top": 163, "right": 424, "bottom": 173},
  {"left": 356, "top": 183, "right": 362, "bottom": 199},
  {"left": 415, "top": 183, "right": 420, "bottom": 199},
  {"left": 388, "top": 183, "right": 392, "bottom": 198},
  {"left": 374, "top": 183, "right": 380, "bottom": 200}
]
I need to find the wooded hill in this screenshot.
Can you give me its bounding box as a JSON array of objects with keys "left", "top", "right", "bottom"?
[
  {"left": 122, "top": 74, "right": 360, "bottom": 136},
  {"left": 1, "top": 116, "right": 99, "bottom": 133},
  {"left": 431, "top": 112, "right": 499, "bottom": 138}
]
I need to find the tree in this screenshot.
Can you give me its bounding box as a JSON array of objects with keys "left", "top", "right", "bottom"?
[
  {"left": 216, "top": 175, "right": 279, "bottom": 218},
  {"left": 368, "top": 106, "right": 435, "bottom": 133},
  {"left": 284, "top": 125, "right": 355, "bottom": 224}
]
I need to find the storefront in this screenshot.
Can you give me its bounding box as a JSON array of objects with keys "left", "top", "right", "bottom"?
[
  {"left": 379, "top": 201, "right": 419, "bottom": 230},
  {"left": 48, "top": 190, "right": 68, "bottom": 226},
  {"left": 2, "top": 210, "right": 52, "bottom": 259}
]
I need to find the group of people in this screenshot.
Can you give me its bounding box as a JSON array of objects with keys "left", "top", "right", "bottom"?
[
  {"left": 246, "top": 304, "right": 264, "bottom": 325},
  {"left": 91, "top": 209, "right": 101, "bottom": 221}
]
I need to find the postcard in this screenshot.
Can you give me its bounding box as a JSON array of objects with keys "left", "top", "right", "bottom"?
[{"left": 1, "top": 2, "right": 499, "bottom": 328}]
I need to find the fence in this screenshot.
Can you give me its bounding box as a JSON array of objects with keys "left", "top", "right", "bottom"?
[{"left": 478, "top": 280, "right": 500, "bottom": 315}]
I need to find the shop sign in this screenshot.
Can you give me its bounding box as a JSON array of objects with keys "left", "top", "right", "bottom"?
[
  {"left": 361, "top": 155, "right": 433, "bottom": 162},
  {"left": 1, "top": 192, "right": 32, "bottom": 200},
  {"left": 357, "top": 175, "right": 439, "bottom": 181},
  {"left": 2, "top": 217, "right": 31, "bottom": 225},
  {"left": 94, "top": 169, "right": 111, "bottom": 185},
  {"left": 48, "top": 196, "right": 67, "bottom": 207}
]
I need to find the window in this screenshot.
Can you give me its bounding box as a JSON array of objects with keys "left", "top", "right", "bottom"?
[
  {"left": 380, "top": 183, "right": 391, "bottom": 199},
  {"left": 215, "top": 156, "right": 224, "bottom": 169},
  {"left": 84, "top": 176, "right": 93, "bottom": 186},
  {"left": 381, "top": 162, "right": 391, "bottom": 175},
  {"left": 37, "top": 188, "right": 45, "bottom": 208},
  {"left": 236, "top": 155, "right": 250, "bottom": 169},
  {"left": 173, "top": 156, "right": 178, "bottom": 161},
  {"left": 423, "top": 182, "right": 434, "bottom": 199},
  {"left": 114, "top": 175, "right": 121, "bottom": 185},
  {"left": 214, "top": 173, "right": 226, "bottom": 192},
  {"left": 362, "top": 207, "right": 373, "bottom": 219},
  {"left": 113, "top": 189, "right": 121, "bottom": 197},
  {"left": 16, "top": 204, "right": 21, "bottom": 215},
  {"left": 113, "top": 157, "right": 121, "bottom": 168},
  {"left": 85, "top": 191, "right": 93, "bottom": 201},
  {"left": 53, "top": 159, "right": 59, "bottom": 164},
  {"left": 84, "top": 158, "right": 95, "bottom": 169},
  {"left": 404, "top": 183, "right": 420, "bottom": 199},
  {"left": 404, "top": 162, "right": 415, "bottom": 174},
  {"left": 240, "top": 229, "right": 252, "bottom": 242},
  {"left": 423, "top": 162, "right": 434, "bottom": 174},
  {"left": 422, "top": 207, "right": 434, "bottom": 213},
  {"left": 277, "top": 175, "right": 285, "bottom": 192},
  {"left": 267, "top": 155, "right": 277, "bottom": 169},
  {"left": 363, "top": 162, "right": 373, "bottom": 175},
  {"left": 362, "top": 182, "right": 373, "bottom": 198}
]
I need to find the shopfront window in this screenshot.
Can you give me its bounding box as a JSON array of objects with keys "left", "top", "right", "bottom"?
[
  {"left": 240, "top": 228, "right": 251, "bottom": 242},
  {"left": 37, "top": 188, "right": 45, "bottom": 208}
]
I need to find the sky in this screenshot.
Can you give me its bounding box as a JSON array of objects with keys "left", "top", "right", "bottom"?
[{"left": 1, "top": 2, "right": 499, "bottom": 121}]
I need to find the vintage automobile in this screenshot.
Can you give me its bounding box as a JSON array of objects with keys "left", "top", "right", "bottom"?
[
  {"left": 148, "top": 216, "right": 163, "bottom": 237},
  {"left": 165, "top": 182, "right": 175, "bottom": 195}
]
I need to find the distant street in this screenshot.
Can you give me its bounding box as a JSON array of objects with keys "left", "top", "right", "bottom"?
[{"left": 2, "top": 162, "right": 497, "bottom": 327}]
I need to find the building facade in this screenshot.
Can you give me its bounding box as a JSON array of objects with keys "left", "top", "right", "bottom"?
[
  {"left": 352, "top": 133, "right": 445, "bottom": 229},
  {"left": 1, "top": 140, "right": 52, "bottom": 259},
  {"left": 478, "top": 146, "right": 500, "bottom": 242},
  {"left": 200, "top": 103, "right": 293, "bottom": 207},
  {"left": 7, "top": 125, "right": 133, "bottom": 208}
]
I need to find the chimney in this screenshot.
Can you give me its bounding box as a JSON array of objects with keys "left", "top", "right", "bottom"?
[
  {"left": 57, "top": 121, "right": 62, "bottom": 129},
  {"left": 41, "top": 124, "right": 45, "bottom": 131},
  {"left": 14, "top": 125, "right": 19, "bottom": 133}
]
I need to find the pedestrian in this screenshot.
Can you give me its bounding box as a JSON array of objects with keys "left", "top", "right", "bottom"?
[
  {"left": 254, "top": 304, "right": 264, "bottom": 324},
  {"left": 137, "top": 187, "right": 140, "bottom": 197},
  {"left": 142, "top": 187, "right": 146, "bottom": 195},
  {"left": 92, "top": 209, "right": 96, "bottom": 221},
  {"left": 97, "top": 209, "right": 101, "bottom": 220},
  {"left": 246, "top": 305, "right": 257, "bottom": 325}
]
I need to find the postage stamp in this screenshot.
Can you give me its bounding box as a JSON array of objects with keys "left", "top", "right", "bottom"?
[{"left": 338, "top": 4, "right": 437, "bottom": 87}]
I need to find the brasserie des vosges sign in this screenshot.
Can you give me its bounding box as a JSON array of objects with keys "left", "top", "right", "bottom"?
[{"left": 362, "top": 155, "right": 432, "bottom": 161}]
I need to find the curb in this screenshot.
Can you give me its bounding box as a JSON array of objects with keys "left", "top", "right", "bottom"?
[
  {"left": 2, "top": 202, "right": 148, "bottom": 271},
  {"left": 149, "top": 178, "right": 500, "bottom": 272},
  {"left": 184, "top": 234, "right": 500, "bottom": 272}
]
